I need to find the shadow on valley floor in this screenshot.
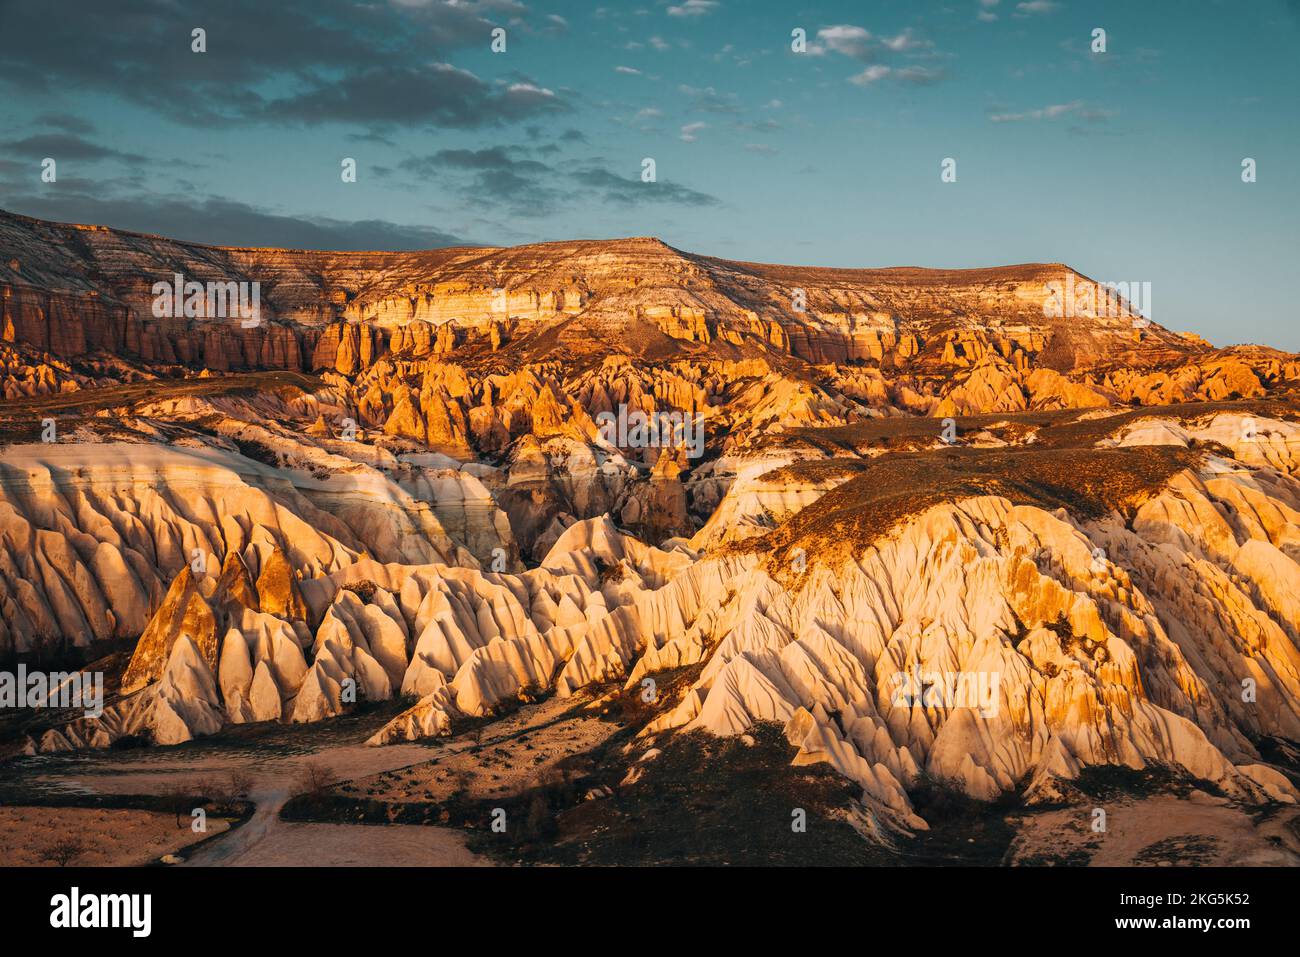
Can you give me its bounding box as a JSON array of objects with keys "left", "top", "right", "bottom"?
[
  {"left": 6, "top": 664, "right": 1300, "bottom": 867},
  {"left": 273, "top": 678, "right": 1300, "bottom": 868}
]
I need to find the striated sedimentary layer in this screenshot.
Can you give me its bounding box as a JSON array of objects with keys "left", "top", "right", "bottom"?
[
  {"left": 7, "top": 206, "right": 1291, "bottom": 384},
  {"left": 4, "top": 211, "right": 1300, "bottom": 843}
]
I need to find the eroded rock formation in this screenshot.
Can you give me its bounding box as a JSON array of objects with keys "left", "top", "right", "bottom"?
[{"left": 5, "top": 211, "right": 1300, "bottom": 836}]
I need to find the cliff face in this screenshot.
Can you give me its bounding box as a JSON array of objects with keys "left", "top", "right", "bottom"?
[
  {"left": 0, "top": 209, "right": 1200, "bottom": 377},
  {"left": 6, "top": 209, "right": 1300, "bottom": 838}
]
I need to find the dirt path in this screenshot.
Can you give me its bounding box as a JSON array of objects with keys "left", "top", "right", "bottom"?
[
  {"left": 18, "top": 736, "right": 495, "bottom": 867},
  {"left": 183, "top": 789, "right": 288, "bottom": 866},
  {"left": 6, "top": 689, "right": 636, "bottom": 867},
  {"left": 13, "top": 698, "right": 600, "bottom": 867},
  {"left": 181, "top": 786, "right": 489, "bottom": 866}
]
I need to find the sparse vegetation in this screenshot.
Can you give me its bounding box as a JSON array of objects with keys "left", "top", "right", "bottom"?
[
  {"left": 228, "top": 770, "right": 254, "bottom": 799},
  {"left": 342, "top": 580, "right": 379, "bottom": 603},
  {"left": 39, "top": 837, "right": 88, "bottom": 867},
  {"left": 293, "top": 762, "right": 335, "bottom": 805},
  {"left": 759, "top": 444, "right": 1205, "bottom": 578}
]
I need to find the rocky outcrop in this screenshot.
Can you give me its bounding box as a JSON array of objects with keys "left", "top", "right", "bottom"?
[
  {"left": 0, "top": 208, "right": 1224, "bottom": 381},
  {"left": 119, "top": 565, "right": 218, "bottom": 695},
  {"left": 10, "top": 209, "right": 1300, "bottom": 837},
  {"left": 33, "top": 428, "right": 1300, "bottom": 834},
  {"left": 0, "top": 439, "right": 516, "bottom": 658}
]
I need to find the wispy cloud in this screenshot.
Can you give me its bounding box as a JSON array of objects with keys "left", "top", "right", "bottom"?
[
  {"left": 816, "top": 24, "right": 945, "bottom": 86},
  {"left": 0, "top": 189, "right": 471, "bottom": 249},
  {"left": 667, "top": 1, "right": 719, "bottom": 17},
  {"left": 817, "top": 25, "right": 933, "bottom": 60},
  {"left": 850, "top": 64, "right": 944, "bottom": 86},
  {"left": 2, "top": 132, "right": 146, "bottom": 163},
  {"left": 679, "top": 84, "right": 742, "bottom": 114},
  {"left": 377, "top": 143, "right": 723, "bottom": 217},
  {"left": 1014, "top": 1, "right": 1061, "bottom": 16},
  {"left": 570, "top": 168, "right": 720, "bottom": 206},
  {"left": 849, "top": 65, "right": 892, "bottom": 85},
  {"left": 987, "top": 100, "right": 1112, "bottom": 123},
  {"left": 680, "top": 121, "right": 708, "bottom": 142}
]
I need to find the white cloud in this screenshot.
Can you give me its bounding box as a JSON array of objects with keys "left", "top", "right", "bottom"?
[
  {"left": 668, "top": 0, "right": 718, "bottom": 17},
  {"left": 989, "top": 99, "right": 1084, "bottom": 122},
  {"left": 615, "top": 66, "right": 641, "bottom": 74},
  {"left": 880, "top": 29, "right": 929, "bottom": 52},
  {"left": 851, "top": 64, "right": 943, "bottom": 86},
  {"left": 816, "top": 23, "right": 942, "bottom": 83},
  {"left": 505, "top": 82, "right": 556, "bottom": 98},
  {"left": 817, "top": 24, "right": 874, "bottom": 59},
  {"left": 850, "top": 65, "right": 892, "bottom": 84},
  {"left": 679, "top": 121, "right": 707, "bottom": 142},
  {"left": 1014, "top": 0, "right": 1060, "bottom": 15}
]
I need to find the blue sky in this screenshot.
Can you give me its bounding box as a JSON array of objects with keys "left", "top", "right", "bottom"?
[{"left": 1, "top": 0, "right": 1297, "bottom": 348}]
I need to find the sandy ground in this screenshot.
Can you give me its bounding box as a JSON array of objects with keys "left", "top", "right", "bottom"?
[
  {"left": 341, "top": 694, "right": 623, "bottom": 806},
  {"left": 1008, "top": 792, "right": 1300, "bottom": 866},
  {"left": 195, "top": 819, "right": 486, "bottom": 866},
  {"left": 17, "top": 739, "right": 446, "bottom": 800},
  {"left": 6, "top": 720, "right": 495, "bottom": 866},
  {"left": 4, "top": 695, "right": 617, "bottom": 867},
  {"left": 8, "top": 697, "right": 1297, "bottom": 866},
  {"left": 172, "top": 789, "right": 487, "bottom": 866},
  {"left": 0, "top": 806, "right": 230, "bottom": 866}
]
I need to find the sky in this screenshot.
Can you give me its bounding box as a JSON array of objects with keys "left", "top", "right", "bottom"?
[{"left": 0, "top": 0, "right": 1297, "bottom": 348}]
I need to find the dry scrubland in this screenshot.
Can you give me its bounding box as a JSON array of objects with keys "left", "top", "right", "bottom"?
[{"left": 0, "top": 806, "right": 229, "bottom": 866}]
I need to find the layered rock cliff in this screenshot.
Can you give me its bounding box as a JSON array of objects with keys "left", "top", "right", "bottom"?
[
  {"left": 5, "top": 210, "right": 1300, "bottom": 838},
  {"left": 0, "top": 207, "right": 1226, "bottom": 378}
]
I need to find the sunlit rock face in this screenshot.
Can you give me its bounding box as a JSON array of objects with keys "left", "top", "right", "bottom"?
[
  {"left": 5, "top": 210, "right": 1300, "bottom": 835},
  {"left": 35, "top": 459, "right": 1300, "bottom": 827},
  {"left": 8, "top": 206, "right": 1284, "bottom": 380}
]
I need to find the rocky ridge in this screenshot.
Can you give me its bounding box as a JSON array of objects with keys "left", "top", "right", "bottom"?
[{"left": 4, "top": 211, "right": 1300, "bottom": 838}]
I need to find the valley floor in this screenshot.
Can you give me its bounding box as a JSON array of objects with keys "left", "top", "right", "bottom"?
[{"left": 4, "top": 693, "right": 1297, "bottom": 867}]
